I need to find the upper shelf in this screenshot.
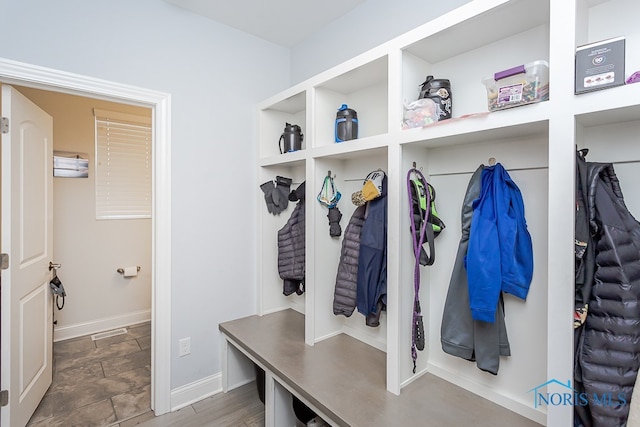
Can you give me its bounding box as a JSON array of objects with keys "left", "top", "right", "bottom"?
[
  {"left": 574, "top": 82, "right": 640, "bottom": 127},
  {"left": 314, "top": 56, "right": 388, "bottom": 94},
  {"left": 259, "top": 91, "right": 307, "bottom": 158},
  {"left": 398, "top": 100, "right": 550, "bottom": 148},
  {"left": 401, "top": 0, "right": 549, "bottom": 65},
  {"left": 257, "top": 0, "right": 640, "bottom": 163},
  {"left": 260, "top": 151, "right": 306, "bottom": 168},
  {"left": 579, "top": 0, "right": 640, "bottom": 75},
  {"left": 264, "top": 91, "right": 305, "bottom": 114},
  {"left": 313, "top": 56, "right": 389, "bottom": 148}
]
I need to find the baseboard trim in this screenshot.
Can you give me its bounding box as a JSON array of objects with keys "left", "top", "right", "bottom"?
[
  {"left": 170, "top": 373, "right": 223, "bottom": 411},
  {"left": 53, "top": 309, "right": 151, "bottom": 342}
]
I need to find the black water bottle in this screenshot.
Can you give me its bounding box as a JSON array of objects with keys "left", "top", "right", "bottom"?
[
  {"left": 279, "top": 123, "right": 303, "bottom": 154},
  {"left": 335, "top": 104, "right": 358, "bottom": 142},
  {"left": 419, "top": 76, "right": 452, "bottom": 121}
]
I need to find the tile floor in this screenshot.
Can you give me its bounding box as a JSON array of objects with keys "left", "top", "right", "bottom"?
[{"left": 27, "top": 322, "right": 152, "bottom": 427}]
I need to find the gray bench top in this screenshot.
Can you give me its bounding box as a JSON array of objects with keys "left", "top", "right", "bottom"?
[{"left": 219, "top": 309, "right": 542, "bottom": 427}]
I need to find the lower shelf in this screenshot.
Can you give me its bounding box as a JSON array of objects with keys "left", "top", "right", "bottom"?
[{"left": 219, "top": 309, "right": 542, "bottom": 427}]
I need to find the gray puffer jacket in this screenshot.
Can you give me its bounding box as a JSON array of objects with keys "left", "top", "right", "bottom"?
[
  {"left": 278, "top": 182, "right": 305, "bottom": 296},
  {"left": 333, "top": 205, "right": 366, "bottom": 316},
  {"left": 579, "top": 162, "right": 640, "bottom": 427}
]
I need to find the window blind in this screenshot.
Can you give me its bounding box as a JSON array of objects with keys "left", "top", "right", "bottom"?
[{"left": 94, "top": 109, "right": 152, "bottom": 219}]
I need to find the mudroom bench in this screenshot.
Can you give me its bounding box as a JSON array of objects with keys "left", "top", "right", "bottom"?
[{"left": 219, "top": 309, "right": 541, "bottom": 427}]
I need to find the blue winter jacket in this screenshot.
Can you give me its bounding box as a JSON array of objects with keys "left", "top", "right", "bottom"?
[
  {"left": 466, "top": 163, "right": 533, "bottom": 323},
  {"left": 356, "top": 175, "right": 388, "bottom": 327}
]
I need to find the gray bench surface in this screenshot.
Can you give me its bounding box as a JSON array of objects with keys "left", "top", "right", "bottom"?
[{"left": 219, "top": 309, "right": 542, "bottom": 427}]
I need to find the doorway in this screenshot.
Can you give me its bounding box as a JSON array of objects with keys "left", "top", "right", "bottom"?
[
  {"left": 0, "top": 58, "right": 172, "bottom": 420},
  {"left": 14, "top": 86, "right": 153, "bottom": 341},
  {"left": 16, "top": 86, "right": 153, "bottom": 424}
]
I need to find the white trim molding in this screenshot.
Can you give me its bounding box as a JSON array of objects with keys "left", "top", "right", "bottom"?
[
  {"left": 53, "top": 309, "right": 152, "bottom": 342},
  {"left": 170, "top": 373, "right": 223, "bottom": 411},
  {"left": 0, "top": 57, "right": 173, "bottom": 416}
]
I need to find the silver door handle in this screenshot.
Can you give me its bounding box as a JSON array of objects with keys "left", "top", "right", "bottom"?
[{"left": 49, "top": 261, "right": 61, "bottom": 271}]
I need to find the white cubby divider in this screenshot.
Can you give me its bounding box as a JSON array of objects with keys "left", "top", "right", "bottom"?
[{"left": 254, "top": 0, "right": 640, "bottom": 425}]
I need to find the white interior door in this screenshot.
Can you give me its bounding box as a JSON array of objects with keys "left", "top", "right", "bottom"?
[{"left": 0, "top": 85, "right": 54, "bottom": 427}]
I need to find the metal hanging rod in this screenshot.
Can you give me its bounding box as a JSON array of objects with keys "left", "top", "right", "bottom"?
[
  {"left": 611, "top": 159, "right": 640, "bottom": 165},
  {"left": 429, "top": 165, "right": 549, "bottom": 177}
]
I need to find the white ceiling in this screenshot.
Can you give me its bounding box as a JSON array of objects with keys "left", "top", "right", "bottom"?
[{"left": 164, "top": 0, "right": 366, "bottom": 48}]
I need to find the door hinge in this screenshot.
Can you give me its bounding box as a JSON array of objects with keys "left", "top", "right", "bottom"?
[
  {"left": 0, "top": 253, "right": 8, "bottom": 270},
  {"left": 0, "top": 117, "right": 8, "bottom": 134},
  {"left": 0, "top": 389, "right": 8, "bottom": 407}
]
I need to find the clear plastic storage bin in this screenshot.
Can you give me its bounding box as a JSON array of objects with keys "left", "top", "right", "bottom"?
[{"left": 482, "top": 60, "right": 549, "bottom": 111}]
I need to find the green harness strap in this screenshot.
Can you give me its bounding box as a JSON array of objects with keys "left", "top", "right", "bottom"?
[{"left": 410, "top": 178, "right": 445, "bottom": 236}]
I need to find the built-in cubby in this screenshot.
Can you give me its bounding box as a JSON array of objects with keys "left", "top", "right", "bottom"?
[
  {"left": 577, "top": 0, "right": 639, "bottom": 74},
  {"left": 398, "top": 130, "right": 549, "bottom": 422},
  {"left": 310, "top": 149, "right": 389, "bottom": 351},
  {"left": 245, "top": 0, "right": 640, "bottom": 425},
  {"left": 400, "top": 0, "right": 549, "bottom": 122},
  {"left": 259, "top": 91, "right": 307, "bottom": 159},
  {"left": 313, "top": 56, "right": 389, "bottom": 148},
  {"left": 271, "top": 380, "right": 298, "bottom": 427},
  {"left": 576, "top": 109, "right": 640, "bottom": 212},
  {"left": 258, "top": 160, "right": 306, "bottom": 316}
]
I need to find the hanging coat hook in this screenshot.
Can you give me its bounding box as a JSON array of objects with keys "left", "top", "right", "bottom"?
[{"left": 488, "top": 157, "right": 497, "bottom": 166}]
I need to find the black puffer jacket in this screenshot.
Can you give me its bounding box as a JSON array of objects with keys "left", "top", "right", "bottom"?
[
  {"left": 333, "top": 205, "right": 366, "bottom": 316},
  {"left": 278, "top": 182, "right": 305, "bottom": 296},
  {"left": 579, "top": 162, "right": 640, "bottom": 427}
]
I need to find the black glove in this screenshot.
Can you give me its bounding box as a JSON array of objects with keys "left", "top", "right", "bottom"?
[
  {"left": 327, "top": 207, "right": 342, "bottom": 237},
  {"left": 260, "top": 181, "right": 276, "bottom": 214},
  {"left": 289, "top": 181, "right": 306, "bottom": 202},
  {"left": 271, "top": 176, "right": 292, "bottom": 213}
]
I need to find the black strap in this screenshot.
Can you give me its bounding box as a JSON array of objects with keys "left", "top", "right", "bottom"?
[
  {"left": 410, "top": 180, "right": 436, "bottom": 266},
  {"left": 421, "top": 223, "right": 436, "bottom": 266}
]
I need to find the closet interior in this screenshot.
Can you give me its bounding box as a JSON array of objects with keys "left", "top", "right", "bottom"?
[{"left": 247, "top": 0, "right": 640, "bottom": 425}]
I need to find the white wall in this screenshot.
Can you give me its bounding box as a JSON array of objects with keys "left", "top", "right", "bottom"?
[
  {"left": 16, "top": 87, "right": 153, "bottom": 341},
  {"left": 0, "top": 0, "right": 291, "bottom": 390},
  {"left": 290, "top": 0, "right": 473, "bottom": 83}
]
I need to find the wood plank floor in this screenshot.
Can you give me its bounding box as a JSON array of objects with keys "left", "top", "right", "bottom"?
[{"left": 126, "top": 382, "right": 265, "bottom": 427}]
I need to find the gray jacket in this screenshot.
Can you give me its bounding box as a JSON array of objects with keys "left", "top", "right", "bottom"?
[
  {"left": 278, "top": 182, "right": 305, "bottom": 296},
  {"left": 333, "top": 205, "right": 366, "bottom": 316},
  {"left": 440, "top": 165, "right": 511, "bottom": 375}
]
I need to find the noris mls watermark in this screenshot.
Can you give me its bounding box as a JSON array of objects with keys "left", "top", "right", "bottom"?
[{"left": 528, "top": 379, "right": 628, "bottom": 409}]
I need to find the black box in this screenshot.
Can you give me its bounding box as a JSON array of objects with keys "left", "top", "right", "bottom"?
[{"left": 575, "top": 36, "right": 625, "bottom": 94}]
